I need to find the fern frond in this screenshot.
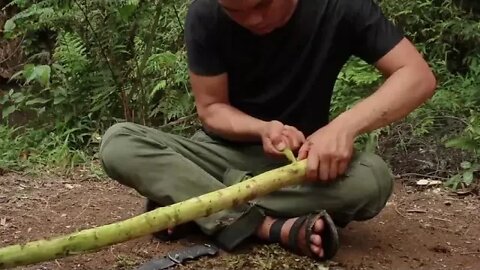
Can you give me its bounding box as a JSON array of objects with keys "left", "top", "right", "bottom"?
[
  {"left": 144, "top": 52, "right": 177, "bottom": 74},
  {"left": 53, "top": 32, "right": 89, "bottom": 74},
  {"left": 151, "top": 89, "right": 194, "bottom": 121}
]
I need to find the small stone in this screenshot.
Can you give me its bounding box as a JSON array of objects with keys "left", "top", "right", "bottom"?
[
  {"left": 444, "top": 201, "right": 452, "bottom": 206},
  {"left": 65, "top": 184, "right": 74, "bottom": 189},
  {"left": 416, "top": 179, "right": 430, "bottom": 186}
]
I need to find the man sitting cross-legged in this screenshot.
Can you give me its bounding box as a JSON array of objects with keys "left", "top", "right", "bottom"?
[{"left": 99, "top": 0, "right": 436, "bottom": 261}]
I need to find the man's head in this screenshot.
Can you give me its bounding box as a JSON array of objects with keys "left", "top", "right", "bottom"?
[{"left": 219, "top": 0, "right": 298, "bottom": 35}]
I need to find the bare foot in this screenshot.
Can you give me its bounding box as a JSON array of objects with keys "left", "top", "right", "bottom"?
[{"left": 256, "top": 216, "right": 325, "bottom": 258}]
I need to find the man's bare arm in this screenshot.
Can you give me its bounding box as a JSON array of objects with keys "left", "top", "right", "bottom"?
[
  {"left": 330, "top": 38, "right": 437, "bottom": 136},
  {"left": 189, "top": 71, "right": 267, "bottom": 142}
]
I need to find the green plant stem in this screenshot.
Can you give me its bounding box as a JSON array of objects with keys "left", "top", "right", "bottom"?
[
  {"left": 73, "top": 0, "right": 122, "bottom": 95},
  {"left": 135, "top": 0, "right": 164, "bottom": 125},
  {"left": 0, "top": 160, "right": 306, "bottom": 269}
]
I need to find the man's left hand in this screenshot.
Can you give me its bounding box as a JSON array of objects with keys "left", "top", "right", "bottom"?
[{"left": 297, "top": 123, "right": 357, "bottom": 181}]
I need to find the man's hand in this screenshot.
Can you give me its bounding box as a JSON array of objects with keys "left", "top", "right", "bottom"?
[
  {"left": 260, "top": 120, "right": 305, "bottom": 158},
  {"left": 297, "top": 122, "right": 356, "bottom": 181}
]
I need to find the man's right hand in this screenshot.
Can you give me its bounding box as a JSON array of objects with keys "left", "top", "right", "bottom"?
[{"left": 260, "top": 120, "right": 305, "bottom": 158}]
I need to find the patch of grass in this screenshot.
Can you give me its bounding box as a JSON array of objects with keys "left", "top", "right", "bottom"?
[
  {"left": 113, "top": 254, "right": 141, "bottom": 270},
  {"left": 0, "top": 124, "right": 94, "bottom": 174},
  {"left": 180, "top": 244, "right": 334, "bottom": 270}
]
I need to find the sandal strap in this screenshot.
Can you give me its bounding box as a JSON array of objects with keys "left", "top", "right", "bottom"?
[
  {"left": 319, "top": 211, "right": 340, "bottom": 260},
  {"left": 269, "top": 219, "right": 286, "bottom": 243},
  {"left": 305, "top": 210, "right": 340, "bottom": 261},
  {"left": 287, "top": 216, "right": 308, "bottom": 254}
]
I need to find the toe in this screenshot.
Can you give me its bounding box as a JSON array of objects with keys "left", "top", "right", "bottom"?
[
  {"left": 319, "top": 248, "right": 325, "bottom": 258},
  {"left": 310, "top": 234, "right": 322, "bottom": 246},
  {"left": 310, "top": 244, "right": 321, "bottom": 255},
  {"left": 314, "top": 219, "right": 324, "bottom": 232}
]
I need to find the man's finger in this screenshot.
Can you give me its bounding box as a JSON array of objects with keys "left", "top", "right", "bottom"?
[
  {"left": 264, "top": 137, "right": 284, "bottom": 155},
  {"left": 306, "top": 152, "right": 318, "bottom": 181},
  {"left": 285, "top": 125, "right": 306, "bottom": 143},
  {"left": 297, "top": 142, "right": 310, "bottom": 160},
  {"left": 338, "top": 159, "right": 349, "bottom": 176},
  {"left": 293, "top": 130, "right": 306, "bottom": 148},
  {"left": 269, "top": 124, "right": 285, "bottom": 151},
  {"left": 319, "top": 155, "right": 330, "bottom": 181},
  {"left": 281, "top": 129, "right": 295, "bottom": 149},
  {"left": 282, "top": 129, "right": 301, "bottom": 150},
  {"left": 329, "top": 159, "right": 338, "bottom": 180}
]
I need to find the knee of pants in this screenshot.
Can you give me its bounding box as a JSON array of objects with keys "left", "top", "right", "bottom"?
[
  {"left": 347, "top": 152, "right": 394, "bottom": 219},
  {"left": 100, "top": 122, "right": 139, "bottom": 152},
  {"left": 99, "top": 122, "right": 141, "bottom": 184}
]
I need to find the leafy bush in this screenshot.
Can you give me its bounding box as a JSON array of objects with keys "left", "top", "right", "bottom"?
[{"left": 2, "top": 0, "right": 193, "bottom": 130}]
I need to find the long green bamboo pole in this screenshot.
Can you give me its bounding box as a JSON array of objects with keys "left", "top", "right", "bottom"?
[{"left": 0, "top": 158, "right": 307, "bottom": 269}]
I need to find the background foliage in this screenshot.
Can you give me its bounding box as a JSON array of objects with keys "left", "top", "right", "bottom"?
[{"left": 1, "top": 0, "right": 479, "bottom": 188}]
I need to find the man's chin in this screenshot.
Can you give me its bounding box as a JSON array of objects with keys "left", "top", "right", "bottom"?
[{"left": 250, "top": 27, "right": 275, "bottom": 36}]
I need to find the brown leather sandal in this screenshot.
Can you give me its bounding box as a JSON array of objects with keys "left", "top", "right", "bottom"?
[{"left": 268, "top": 210, "right": 340, "bottom": 261}]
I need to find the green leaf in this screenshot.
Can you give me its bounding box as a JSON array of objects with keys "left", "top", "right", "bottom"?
[
  {"left": 26, "top": 98, "right": 49, "bottom": 106},
  {"left": 445, "top": 137, "right": 478, "bottom": 151},
  {"left": 9, "top": 70, "right": 24, "bottom": 82},
  {"left": 463, "top": 171, "right": 474, "bottom": 186},
  {"left": 35, "top": 107, "right": 46, "bottom": 116},
  {"left": 444, "top": 174, "right": 462, "bottom": 190},
  {"left": 461, "top": 161, "right": 472, "bottom": 170},
  {"left": 11, "top": 92, "right": 25, "bottom": 104},
  {"left": 23, "top": 64, "right": 36, "bottom": 84},
  {"left": 35, "top": 65, "right": 51, "bottom": 87},
  {"left": 54, "top": 95, "right": 66, "bottom": 105},
  {"left": 0, "top": 94, "right": 9, "bottom": 105},
  {"left": 149, "top": 80, "right": 167, "bottom": 100},
  {"left": 118, "top": 4, "right": 137, "bottom": 20},
  {"left": 22, "top": 65, "right": 51, "bottom": 87},
  {"left": 4, "top": 19, "right": 16, "bottom": 32},
  {"left": 472, "top": 164, "right": 480, "bottom": 171},
  {"left": 2, "top": 105, "right": 16, "bottom": 119}
]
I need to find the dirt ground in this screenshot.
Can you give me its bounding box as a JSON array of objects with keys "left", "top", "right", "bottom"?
[{"left": 0, "top": 170, "right": 479, "bottom": 270}]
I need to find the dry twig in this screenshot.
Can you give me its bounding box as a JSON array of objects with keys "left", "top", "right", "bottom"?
[
  {"left": 406, "top": 209, "right": 427, "bottom": 213},
  {"left": 433, "top": 217, "right": 452, "bottom": 223}
]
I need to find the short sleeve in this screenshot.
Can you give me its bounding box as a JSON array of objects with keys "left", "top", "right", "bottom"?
[
  {"left": 184, "top": 0, "right": 226, "bottom": 76},
  {"left": 346, "top": 0, "right": 404, "bottom": 64}
]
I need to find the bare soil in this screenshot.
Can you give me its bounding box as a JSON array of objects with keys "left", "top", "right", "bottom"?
[{"left": 1, "top": 171, "right": 479, "bottom": 270}]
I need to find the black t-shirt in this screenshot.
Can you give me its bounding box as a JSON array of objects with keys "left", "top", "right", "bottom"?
[{"left": 185, "top": 0, "right": 404, "bottom": 136}]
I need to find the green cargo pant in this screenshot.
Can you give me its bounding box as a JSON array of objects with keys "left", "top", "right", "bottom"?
[{"left": 99, "top": 122, "right": 394, "bottom": 250}]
